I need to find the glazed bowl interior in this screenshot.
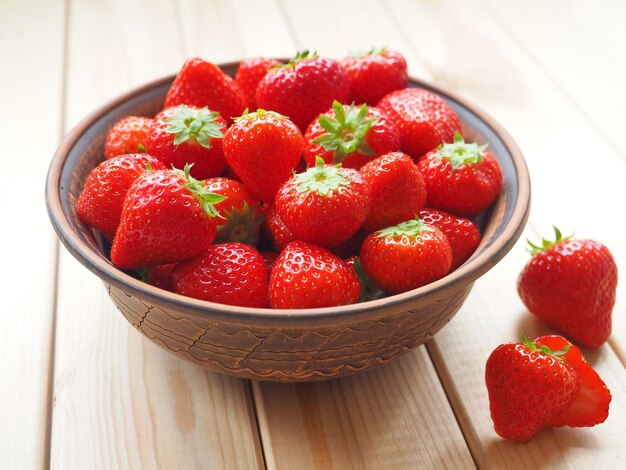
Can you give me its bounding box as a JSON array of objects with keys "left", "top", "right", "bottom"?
[{"left": 47, "top": 62, "right": 530, "bottom": 326}]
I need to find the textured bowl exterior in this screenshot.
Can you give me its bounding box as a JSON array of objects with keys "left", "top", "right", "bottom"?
[{"left": 46, "top": 61, "right": 530, "bottom": 382}]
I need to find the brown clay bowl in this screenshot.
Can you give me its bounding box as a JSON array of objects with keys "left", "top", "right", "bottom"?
[{"left": 46, "top": 60, "right": 530, "bottom": 382}]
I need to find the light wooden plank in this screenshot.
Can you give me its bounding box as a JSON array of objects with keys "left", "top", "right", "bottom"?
[
  {"left": 254, "top": 349, "right": 475, "bottom": 469},
  {"left": 383, "top": 0, "right": 626, "bottom": 464},
  {"left": 51, "top": 0, "right": 264, "bottom": 468},
  {"left": 481, "top": 0, "right": 626, "bottom": 160},
  {"left": 0, "top": 0, "right": 65, "bottom": 467},
  {"left": 250, "top": 1, "right": 475, "bottom": 467}
]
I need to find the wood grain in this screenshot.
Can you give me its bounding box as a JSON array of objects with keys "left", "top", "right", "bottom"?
[
  {"left": 0, "top": 0, "right": 64, "bottom": 467},
  {"left": 50, "top": 1, "right": 263, "bottom": 468}
]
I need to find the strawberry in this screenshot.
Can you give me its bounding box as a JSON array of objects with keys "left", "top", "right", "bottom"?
[
  {"left": 234, "top": 57, "right": 283, "bottom": 110},
  {"left": 223, "top": 110, "right": 304, "bottom": 202},
  {"left": 535, "top": 335, "right": 611, "bottom": 427},
  {"left": 256, "top": 50, "right": 350, "bottom": 131},
  {"left": 360, "top": 217, "right": 452, "bottom": 294},
  {"left": 342, "top": 47, "right": 408, "bottom": 106},
  {"left": 141, "top": 264, "right": 176, "bottom": 291},
  {"left": 418, "top": 208, "right": 481, "bottom": 270},
  {"left": 485, "top": 334, "right": 581, "bottom": 442},
  {"left": 269, "top": 241, "right": 360, "bottom": 309},
  {"left": 417, "top": 133, "right": 502, "bottom": 217},
  {"left": 377, "top": 88, "right": 461, "bottom": 159},
  {"left": 104, "top": 116, "right": 152, "bottom": 159},
  {"left": 303, "top": 101, "right": 400, "bottom": 169},
  {"left": 110, "top": 165, "right": 224, "bottom": 269},
  {"left": 203, "top": 177, "right": 264, "bottom": 246},
  {"left": 517, "top": 228, "right": 618, "bottom": 348},
  {"left": 146, "top": 105, "right": 227, "bottom": 179},
  {"left": 260, "top": 251, "right": 278, "bottom": 271},
  {"left": 77, "top": 154, "right": 165, "bottom": 240},
  {"left": 263, "top": 204, "right": 295, "bottom": 252},
  {"left": 275, "top": 156, "right": 371, "bottom": 248},
  {"left": 164, "top": 57, "right": 246, "bottom": 124},
  {"left": 172, "top": 243, "right": 268, "bottom": 308},
  {"left": 359, "top": 151, "right": 426, "bottom": 232}
]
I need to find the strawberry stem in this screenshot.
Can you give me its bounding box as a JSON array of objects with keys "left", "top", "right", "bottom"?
[
  {"left": 521, "top": 332, "right": 570, "bottom": 361},
  {"left": 526, "top": 226, "right": 573, "bottom": 255},
  {"left": 312, "top": 101, "right": 379, "bottom": 163},
  {"left": 436, "top": 132, "right": 488, "bottom": 171}
]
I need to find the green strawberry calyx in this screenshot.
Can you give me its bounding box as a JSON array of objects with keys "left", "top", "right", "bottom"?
[
  {"left": 295, "top": 156, "right": 351, "bottom": 196},
  {"left": 527, "top": 226, "right": 573, "bottom": 255},
  {"left": 275, "top": 49, "right": 319, "bottom": 70},
  {"left": 164, "top": 105, "right": 224, "bottom": 149},
  {"left": 521, "top": 332, "right": 570, "bottom": 361},
  {"left": 312, "top": 100, "right": 379, "bottom": 164},
  {"left": 437, "top": 132, "right": 489, "bottom": 171},
  {"left": 348, "top": 46, "right": 387, "bottom": 58},
  {"left": 215, "top": 201, "right": 265, "bottom": 246},
  {"left": 233, "top": 108, "right": 286, "bottom": 122},
  {"left": 179, "top": 164, "right": 226, "bottom": 218},
  {"left": 352, "top": 257, "right": 386, "bottom": 302},
  {"left": 375, "top": 217, "right": 435, "bottom": 239}
]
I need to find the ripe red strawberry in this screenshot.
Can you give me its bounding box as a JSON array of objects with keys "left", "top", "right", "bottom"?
[
  {"left": 172, "top": 243, "right": 269, "bottom": 308},
  {"left": 77, "top": 154, "right": 165, "bottom": 240},
  {"left": 275, "top": 157, "right": 371, "bottom": 248},
  {"left": 256, "top": 50, "right": 350, "bottom": 131},
  {"left": 269, "top": 241, "right": 360, "bottom": 309},
  {"left": 303, "top": 101, "right": 400, "bottom": 169},
  {"left": 104, "top": 116, "right": 153, "bottom": 159},
  {"left": 535, "top": 335, "right": 611, "bottom": 427},
  {"left": 164, "top": 57, "right": 246, "bottom": 124},
  {"left": 142, "top": 264, "right": 176, "bottom": 291},
  {"left": 342, "top": 47, "right": 408, "bottom": 105},
  {"left": 485, "top": 334, "right": 581, "bottom": 442},
  {"left": 147, "top": 105, "right": 227, "bottom": 179},
  {"left": 417, "top": 133, "right": 502, "bottom": 217},
  {"left": 260, "top": 251, "right": 278, "bottom": 272},
  {"left": 418, "top": 208, "right": 481, "bottom": 270},
  {"left": 223, "top": 110, "right": 304, "bottom": 202},
  {"left": 263, "top": 204, "right": 295, "bottom": 252},
  {"left": 377, "top": 88, "right": 461, "bottom": 159},
  {"left": 517, "top": 228, "right": 618, "bottom": 348},
  {"left": 203, "top": 177, "right": 264, "bottom": 246},
  {"left": 359, "top": 151, "right": 426, "bottom": 232},
  {"left": 360, "top": 217, "right": 451, "bottom": 294},
  {"left": 234, "top": 57, "right": 283, "bottom": 110},
  {"left": 111, "top": 165, "right": 224, "bottom": 269}
]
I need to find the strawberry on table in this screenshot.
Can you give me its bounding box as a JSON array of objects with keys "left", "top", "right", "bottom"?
[
  {"left": 234, "top": 57, "right": 283, "bottom": 110},
  {"left": 147, "top": 105, "right": 227, "bottom": 179},
  {"left": 256, "top": 50, "right": 350, "bottom": 131},
  {"left": 77, "top": 153, "right": 165, "bottom": 240},
  {"left": 359, "top": 151, "right": 426, "bottom": 232},
  {"left": 223, "top": 110, "right": 304, "bottom": 202},
  {"left": 164, "top": 57, "right": 246, "bottom": 124},
  {"left": 303, "top": 101, "right": 400, "bottom": 169},
  {"left": 203, "top": 177, "right": 264, "bottom": 246},
  {"left": 535, "top": 335, "right": 611, "bottom": 427},
  {"left": 360, "top": 217, "right": 452, "bottom": 294},
  {"left": 377, "top": 87, "right": 461, "bottom": 160},
  {"left": 172, "top": 243, "right": 269, "bottom": 308},
  {"left": 104, "top": 116, "right": 152, "bottom": 159},
  {"left": 418, "top": 208, "right": 481, "bottom": 270},
  {"left": 485, "top": 334, "right": 581, "bottom": 442},
  {"left": 275, "top": 156, "right": 371, "bottom": 248},
  {"left": 111, "top": 165, "right": 224, "bottom": 269},
  {"left": 417, "top": 132, "right": 502, "bottom": 217},
  {"left": 342, "top": 47, "right": 408, "bottom": 106},
  {"left": 517, "top": 228, "right": 618, "bottom": 348},
  {"left": 269, "top": 241, "right": 360, "bottom": 309}
]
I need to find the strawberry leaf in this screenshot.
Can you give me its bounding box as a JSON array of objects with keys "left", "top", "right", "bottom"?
[
  {"left": 294, "top": 156, "right": 350, "bottom": 196},
  {"left": 526, "top": 226, "right": 574, "bottom": 255},
  {"left": 164, "top": 105, "right": 225, "bottom": 150},
  {"left": 375, "top": 217, "right": 435, "bottom": 239},
  {"left": 436, "top": 132, "right": 489, "bottom": 171},
  {"left": 179, "top": 164, "right": 226, "bottom": 218}
]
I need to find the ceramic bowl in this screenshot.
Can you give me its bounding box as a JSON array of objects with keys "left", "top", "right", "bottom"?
[{"left": 46, "top": 61, "right": 530, "bottom": 382}]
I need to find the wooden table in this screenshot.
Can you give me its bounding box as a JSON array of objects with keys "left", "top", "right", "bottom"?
[{"left": 2, "top": 0, "right": 625, "bottom": 468}]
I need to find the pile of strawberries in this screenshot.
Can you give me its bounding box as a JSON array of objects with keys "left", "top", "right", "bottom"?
[
  {"left": 78, "top": 48, "right": 502, "bottom": 309},
  {"left": 76, "top": 49, "right": 618, "bottom": 442}
]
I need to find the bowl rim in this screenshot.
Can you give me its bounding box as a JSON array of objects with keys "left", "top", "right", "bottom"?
[{"left": 46, "top": 61, "right": 531, "bottom": 324}]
